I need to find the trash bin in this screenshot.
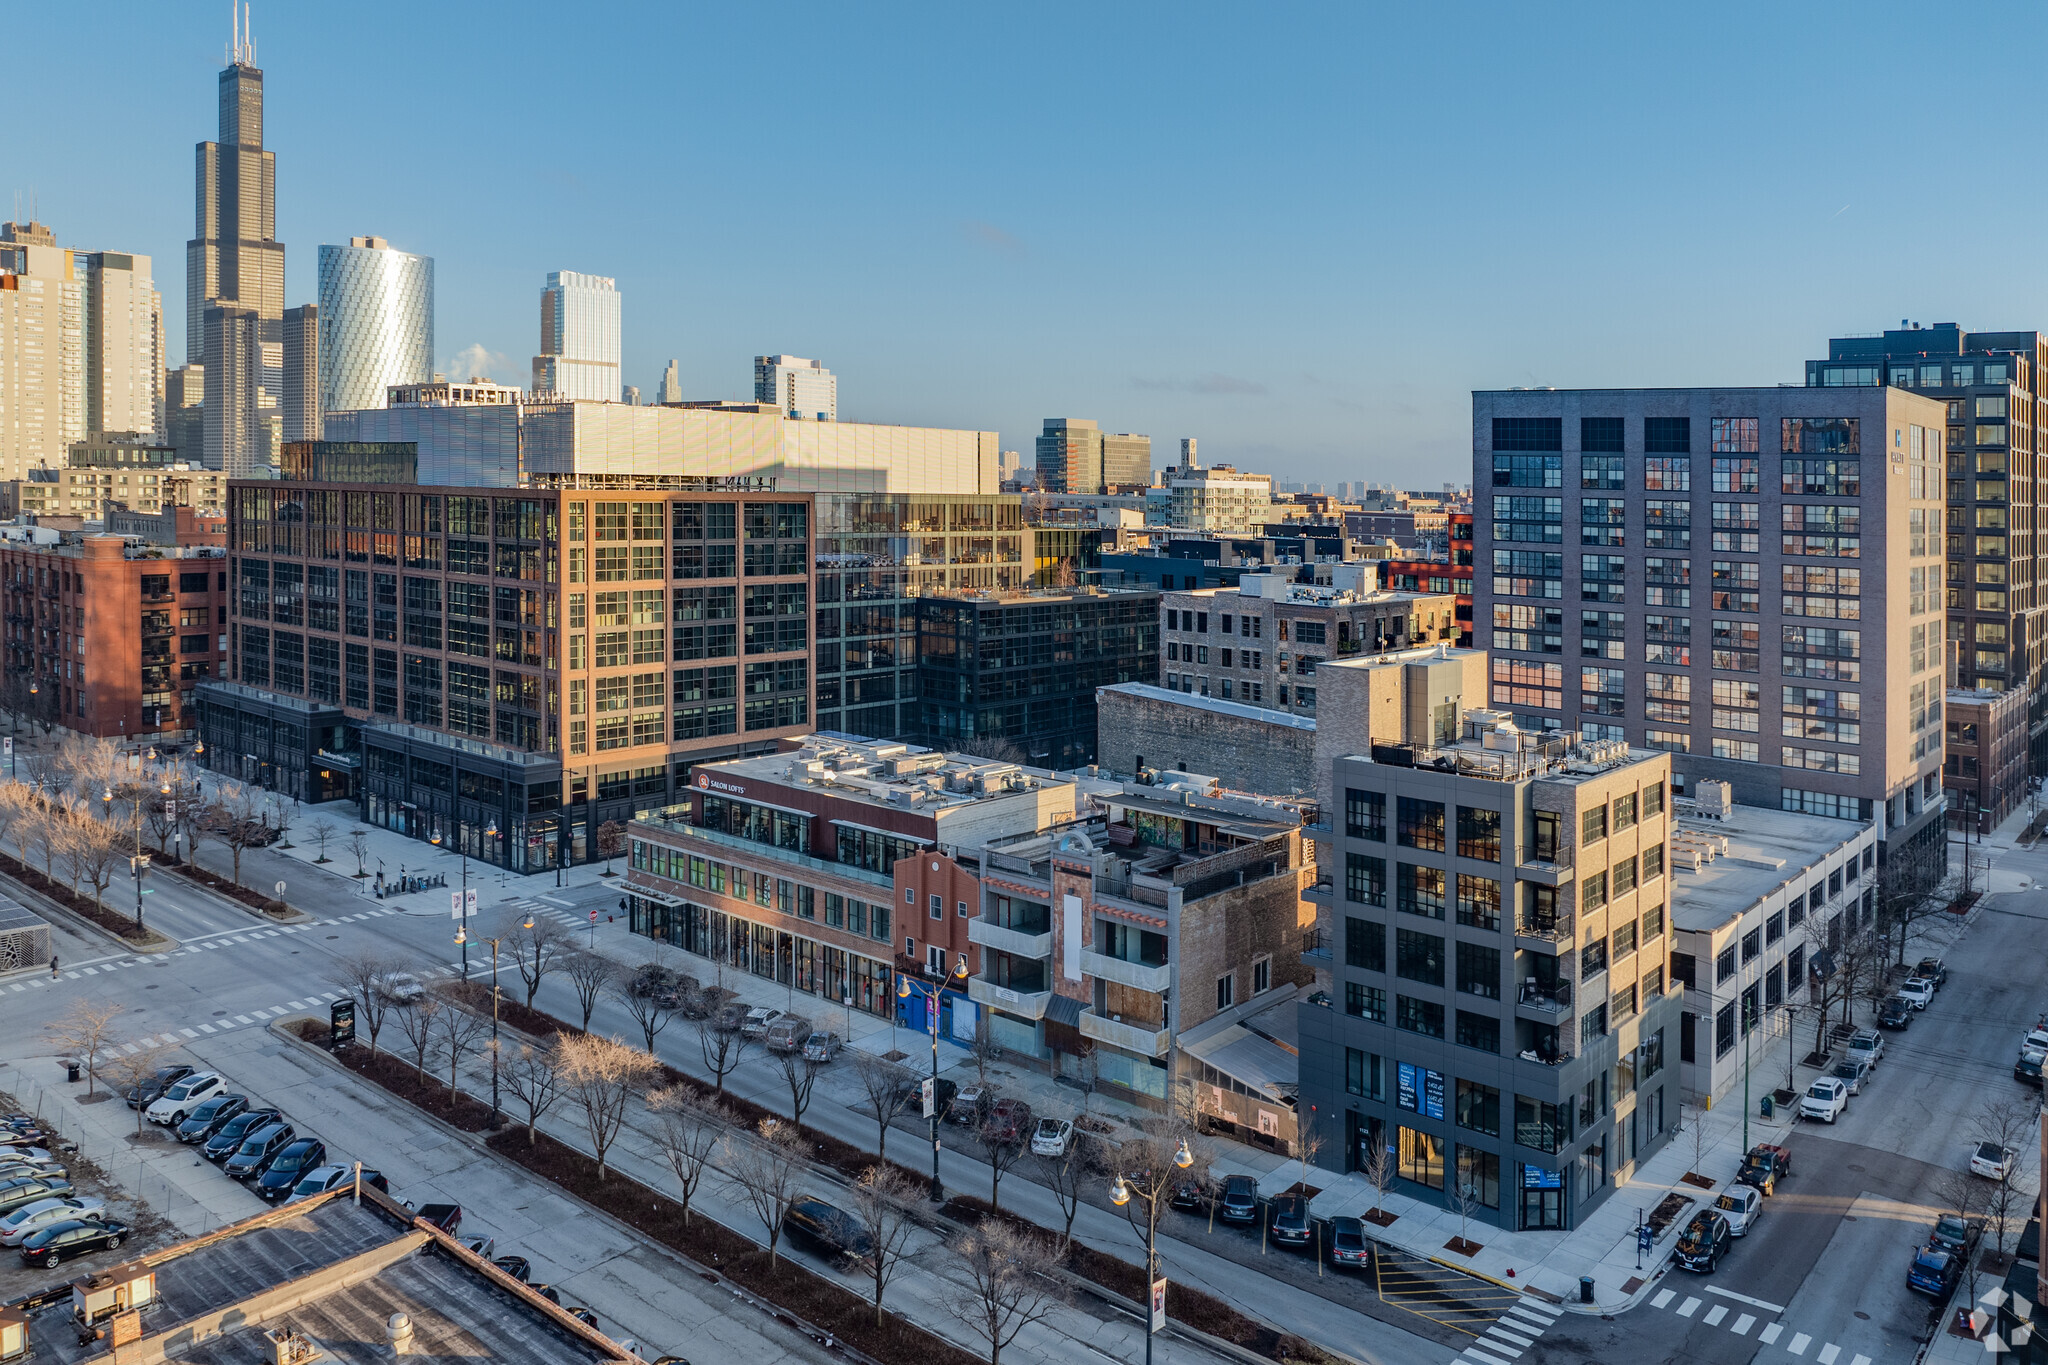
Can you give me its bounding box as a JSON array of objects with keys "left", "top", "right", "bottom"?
[
  {"left": 66, "top": 1062, "right": 80, "bottom": 1083},
  {"left": 1580, "top": 1275, "right": 1595, "bottom": 1305},
  {"left": 1760, "top": 1095, "right": 1773, "bottom": 1120}
]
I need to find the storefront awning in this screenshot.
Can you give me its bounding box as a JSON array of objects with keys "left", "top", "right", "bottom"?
[{"left": 629, "top": 886, "right": 689, "bottom": 908}]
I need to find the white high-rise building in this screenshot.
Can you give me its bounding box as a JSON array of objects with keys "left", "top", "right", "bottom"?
[
  {"left": 656, "top": 358, "right": 683, "bottom": 405},
  {"left": 753, "top": 354, "right": 837, "bottom": 421},
  {"left": 532, "top": 270, "right": 620, "bottom": 402},
  {"left": 317, "top": 235, "right": 434, "bottom": 415}
]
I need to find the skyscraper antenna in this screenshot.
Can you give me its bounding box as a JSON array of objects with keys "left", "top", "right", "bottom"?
[{"left": 245, "top": 3, "right": 254, "bottom": 64}]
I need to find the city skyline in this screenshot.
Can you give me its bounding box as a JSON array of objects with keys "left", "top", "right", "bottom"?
[{"left": 17, "top": 4, "right": 2048, "bottom": 484}]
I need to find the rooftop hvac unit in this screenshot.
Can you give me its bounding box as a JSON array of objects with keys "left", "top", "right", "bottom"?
[{"left": 1694, "top": 780, "right": 1733, "bottom": 820}]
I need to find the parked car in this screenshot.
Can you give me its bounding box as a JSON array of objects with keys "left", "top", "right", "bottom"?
[
  {"left": 146, "top": 1071, "right": 226, "bottom": 1126},
  {"left": 946, "top": 1085, "right": 992, "bottom": 1127},
  {"left": 493, "top": 1255, "right": 532, "bottom": 1282},
  {"left": 1907, "top": 1245, "right": 1961, "bottom": 1297},
  {"left": 0, "top": 1175, "right": 75, "bottom": 1219},
  {"left": 287, "top": 1163, "right": 353, "bottom": 1202},
  {"left": 0, "top": 1156, "right": 65, "bottom": 1186},
  {"left": 1878, "top": 997, "right": 1913, "bottom": 1031},
  {"left": 894, "top": 1076, "right": 956, "bottom": 1120},
  {"left": 1970, "top": 1142, "right": 2016, "bottom": 1181},
  {"left": 738, "top": 1007, "right": 785, "bottom": 1039},
  {"left": 1898, "top": 978, "right": 1935, "bottom": 1010},
  {"left": 1800, "top": 1077, "right": 1848, "bottom": 1123},
  {"left": 1030, "top": 1117, "right": 1075, "bottom": 1157},
  {"left": 125, "top": 1064, "right": 193, "bottom": 1110},
  {"left": 414, "top": 1203, "right": 462, "bottom": 1234},
  {"left": 1846, "top": 1030, "right": 1884, "bottom": 1068},
  {"left": 1735, "top": 1144, "right": 1792, "bottom": 1196},
  {"left": 983, "top": 1098, "right": 1033, "bottom": 1146},
  {"left": 783, "top": 1196, "right": 874, "bottom": 1272},
  {"left": 630, "top": 963, "right": 681, "bottom": 998},
  {"left": 762, "top": 1015, "right": 812, "bottom": 1053},
  {"left": 1829, "top": 1058, "right": 1871, "bottom": 1095},
  {"left": 203, "top": 1108, "right": 280, "bottom": 1163},
  {"left": 1915, "top": 958, "right": 1948, "bottom": 988},
  {"left": 224, "top": 1122, "right": 297, "bottom": 1181},
  {"left": 712, "top": 1000, "right": 751, "bottom": 1032},
  {"left": 2021, "top": 1028, "right": 2048, "bottom": 1058},
  {"left": 1928, "top": 1213, "right": 1983, "bottom": 1257},
  {"left": 1328, "top": 1215, "right": 1370, "bottom": 1269},
  {"left": 2017, "top": 1049, "right": 2045, "bottom": 1088},
  {"left": 176, "top": 1093, "right": 249, "bottom": 1144},
  {"left": 17, "top": 1217, "right": 127, "bottom": 1269},
  {"left": 1269, "top": 1194, "right": 1311, "bottom": 1247},
  {"left": 0, "top": 1197, "right": 105, "bottom": 1247},
  {"left": 1745, "top": 1144, "right": 1793, "bottom": 1181},
  {"left": 1673, "top": 1210, "right": 1732, "bottom": 1273},
  {"left": 372, "top": 971, "right": 425, "bottom": 1004},
  {"left": 461, "top": 1235, "right": 496, "bottom": 1260},
  {"left": 1713, "top": 1184, "right": 1763, "bottom": 1236},
  {"left": 1169, "top": 1175, "right": 1208, "bottom": 1211},
  {"left": 1219, "top": 1174, "right": 1259, "bottom": 1225},
  {"left": 679, "top": 986, "right": 731, "bottom": 1021},
  {"left": 801, "top": 1032, "right": 842, "bottom": 1063}
]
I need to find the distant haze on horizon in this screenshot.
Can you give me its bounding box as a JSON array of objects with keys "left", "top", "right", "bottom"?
[{"left": 14, "top": 2, "right": 2048, "bottom": 487}]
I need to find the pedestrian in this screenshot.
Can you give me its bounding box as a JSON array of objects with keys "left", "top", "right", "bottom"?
[{"left": 49, "top": 955, "right": 58, "bottom": 979}]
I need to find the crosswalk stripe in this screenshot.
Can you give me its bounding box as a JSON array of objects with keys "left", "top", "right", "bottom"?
[
  {"left": 1703, "top": 1305, "right": 1727, "bottom": 1327},
  {"left": 179, "top": 1028, "right": 198, "bottom": 1039},
  {"left": 1517, "top": 1301, "right": 1561, "bottom": 1319},
  {"left": 63, "top": 971, "right": 78, "bottom": 979},
  {"left": 287, "top": 1000, "right": 306, "bottom": 1010},
  {"left": 1486, "top": 1327, "right": 1534, "bottom": 1349},
  {"left": 1650, "top": 1289, "right": 1675, "bottom": 1310},
  {"left": 1788, "top": 1333, "right": 1811, "bottom": 1355},
  {"left": 1678, "top": 1297, "right": 1701, "bottom": 1318},
  {"left": 216, "top": 1018, "right": 235, "bottom": 1030},
  {"left": 1849, "top": 1355, "right": 1870, "bottom": 1365},
  {"left": 1503, "top": 1308, "right": 1552, "bottom": 1332},
  {"left": 1464, "top": 1341, "right": 1518, "bottom": 1363},
  {"left": 198, "top": 1024, "right": 216, "bottom": 1034},
  {"left": 81, "top": 966, "right": 98, "bottom": 975},
  {"left": 233, "top": 1015, "right": 252, "bottom": 1025},
  {"left": 1760, "top": 1324, "right": 1783, "bottom": 1344},
  {"left": 1731, "top": 1314, "right": 1754, "bottom": 1335},
  {"left": 1817, "top": 1346, "right": 1839, "bottom": 1365}
]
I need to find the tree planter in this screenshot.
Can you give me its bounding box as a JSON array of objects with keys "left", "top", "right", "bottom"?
[
  {"left": 1361, "top": 1208, "right": 1399, "bottom": 1227},
  {"left": 1443, "top": 1237, "right": 1484, "bottom": 1257}
]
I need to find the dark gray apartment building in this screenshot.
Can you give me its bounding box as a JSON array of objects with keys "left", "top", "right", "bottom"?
[
  {"left": 1471, "top": 386, "right": 1949, "bottom": 883},
  {"left": 1806, "top": 323, "right": 2048, "bottom": 768}
]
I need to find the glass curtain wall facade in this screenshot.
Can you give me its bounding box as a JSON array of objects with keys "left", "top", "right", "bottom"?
[{"left": 317, "top": 240, "right": 434, "bottom": 414}]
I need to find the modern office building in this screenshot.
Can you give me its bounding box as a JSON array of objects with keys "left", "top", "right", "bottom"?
[
  {"left": 165, "top": 363, "right": 204, "bottom": 464},
  {"left": 1471, "top": 387, "right": 1950, "bottom": 884},
  {"left": 15, "top": 434, "right": 227, "bottom": 519},
  {"left": 189, "top": 22, "right": 285, "bottom": 475},
  {"left": 0, "top": 530, "right": 227, "bottom": 740},
  {"left": 1159, "top": 568, "right": 1458, "bottom": 717},
  {"left": 656, "top": 357, "right": 684, "bottom": 405},
  {"left": 281, "top": 302, "right": 319, "bottom": 441},
  {"left": 1297, "top": 650, "right": 1681, "bottom": 1230},
  {"left": 1036, "top": 419, "right": 1152, "bottom": 495},
  {"left": 198, "top": 480, "right": 815, "bottom": 867},
  {"left": 754, "top": 354, "right": 837, "bottom": 421},
  {"left": 1806, "top": 324, "right": 2048, "bottom": 766},
  {"left": 910, "top": 586, "right": 1160, "bottom": 768},
  {"left": 318, "top": 236, "right": 433, "bottom": 416},
  {"left": 82, "top": 249, "right": 163, "bottom": 443},
  {"left": 532, "top": 271, "right": 620, "bottom": 402},
  {"left": 1943, "top": 685, "right": 2029, "bottom": 831},
  {"left": 1167, "top": 464, "right": 1274, "bottom": 532}
]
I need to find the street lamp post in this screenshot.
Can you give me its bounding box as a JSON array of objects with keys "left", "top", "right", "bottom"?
[
  {"left": 1109, "top": 1134, "right": 1195, "bottom": 1365},
  {"left": 898, "top": 961, "right": 969, "bottom": 1203},
  {"left": 434, "top": 820, "right": 497, "bottom": 979},
  {"left": 455, "top": 913, "right": 529, "bottom": 1128}
]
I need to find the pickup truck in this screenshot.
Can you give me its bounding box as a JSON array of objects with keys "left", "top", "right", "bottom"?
[{"left": 783, "top": 1196, "right": 874, "bottom": 1272}]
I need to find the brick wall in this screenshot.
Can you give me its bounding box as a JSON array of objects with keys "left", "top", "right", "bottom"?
[{"left": 1095, "top": 687, "right": 1315, "bottom": 795}]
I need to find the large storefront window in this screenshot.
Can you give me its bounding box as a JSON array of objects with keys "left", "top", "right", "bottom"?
[
  {"left": 628, "top": 895, "right": 892, "bottom": 1017},
  {"left": 1094, "top": 1048, "right": 1167, "bottom": 1099}
]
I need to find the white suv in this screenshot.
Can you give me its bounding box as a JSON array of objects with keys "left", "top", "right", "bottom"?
[
  {"left": 1799, "top": 1076, "right": 1848, "bottom": 1123},
  {"left": 146, "top": 1072, "right": 225, "bottom": 1126}
]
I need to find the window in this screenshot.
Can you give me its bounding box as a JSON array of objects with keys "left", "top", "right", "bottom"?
[
  {"left": 1345, "top": 1048, "right": 1383, "bottom": 1099},
  {"left": 1456, "top": 1080, "right": 1502, "bottom": 1137},
  {"left": 1581, "top": 934, "right": 1607, "bottom": 978},
  {"left": 1456, "top": 1010, "right": 1500, "bottom": 1053},
  {"left": 1396, "top": 929, "right": 1445, "bottom": 985},
  {"left": 1514, "top": 1095, "right": 1566, "bottom": 1154},
  {"left": 1581, "top": 871, "right": 1608, "bottom": 910},
  {"left": 1457, "top": 1147, "right": 1502, "bottom": 1210},
  {"left": 1346, "top": 789, "right": 1386, "bottom": 840},
  {"left": 1611, "top": 793, "right": 1636, "bottom": 832},
  {"left": 1345, "top": 853, "right": 1386, "bottom": 906},
  {"left": 1398, "top": 864, "right": 1446, "bottom": 918},
  {"left": 1344, "top": 917, "right": 1385, "bottom": 972},
  {"left": 1397, "top": 797, "right": 1445, "bottom": 851},
  {"left": 1216, "top": 973, "right": 1235, "bottom": 1009},
  {"left": 1398, "top": 1125, "right": 1445, "bottom": 1190},
  {"left": 1456, "top": 941, "right": 1500, "bottom": 999},
  {"left": 1253, "top": 956, "right": 1271, "bottom": 994},
  {"left": 1395, "top": 995, "right": 1445, "bottom": 1038},
  {"left": 1581, "top": 804, "right": 1607, "bottom": 844},
  {"left": 1612, "top": 919, "right": 1637, "bottom": 961},
  {"left": 1456, "top": 875, "right": 1501, "bottom": 930},
  {"left": 1642, "top": 902, "right": 1664, "bottom": 939},
  {"left": 1345, "top": 982, "right": 1386, "bottom": 1022},
  {"left": 930, "top": 893, "right": 943, "bottom": 920},
  {"left": 1579, "top": 417, "right": 1624, "bottom": 453},
  {"left": 1712, "top": 418, "right": 1759, "bottom": 455},
  {"left": 1611, "top": 856, "right": 1637, "bottom": 898},
  {"left": 1582, "top": 454, "right": 1625, "bottom": 490},
  {"left": 1715, "top": 946, "right": 1737, "bottom": 983},
  {"left": 1741, "top": 927, "right": 1761, "bottom": 963},
  {"left": 1456, "top": 806, "right": 1501, "bottom": 861},
  {"left": 1645, "top": 416, "right": 1691, "bottom": 454}
]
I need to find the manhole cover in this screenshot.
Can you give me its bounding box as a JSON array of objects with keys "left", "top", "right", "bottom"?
[{"left": 1854, "top": 1312, "right": 1871, "bottom": 1320}]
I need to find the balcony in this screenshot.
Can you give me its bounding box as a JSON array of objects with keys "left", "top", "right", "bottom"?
[
  {"left": 1516, "top": 858, "right": 1570, "bottom": 887},
  {"left": 1515, "top": 978, "right": 1573, "bottom": 1021},
  {"left": 1303, "top": 876, "right": 1333, "bottom": 902},
  {"left": 1079, "top": 1008, "right": 1172, "bottom": 1058},
  {"left": 1514, "top": 914, "right": 1573, "bottom": 951},
  {"left": 967, "top": 976, "right": 1053, "bottom": 1019},
  {"left": 967, "top": 918, "right": 1053, "bottom": 960},
  {"left": 1079, "top": 949, "right": 1171, "bottom": 993}
]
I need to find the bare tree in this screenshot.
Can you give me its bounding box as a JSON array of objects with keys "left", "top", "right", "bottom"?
[
  {"left": 1030, "top": 1109, "right": 1097, "bottom": 1253},
  {"left": 0, "top": 781, "right": 32, "bottom": 863},
  {"left": 934, "top": 1219, "right": 1065, "bottom": 1365},
  {"left": 102, "top": 1043, "right": 176, "bottom": 1136},
  {"left": 31, "top": 798, "right": 66, "bottom": 880},
  {"left": 967, "top": 1011, "right": 1004, "bottom": 1091},
  {"left": 1682, "top": 1101, "right": 1712, "bottom": 1183},
  {"left": 346, "top": 828, "right": 370, "bottom": 877},
  {"left": 850, "top": 1164, "right": 922, "bottom": 1325},
  {"left": 64, "top": 813, "right": 126, "bottom": 911},
  {"left": 1934, "top": 1167, "right": 1991, "bottom": 1301},
  {"left": 6, "top": 791, "right": 43, "bottom": 873},
  {"left": 325, "top": 951, "right": 406, "bottom": 1057},
  {"left": 1293, "top": 1124, "right": 1326, "bottom": 1196},
  {"left": 435, "top": 1003, "right": 489, "bottom": 1104},
  {"left": 59, "top": 735, "right": 122, "bottom": 807},
  {"left": 181, "top": 796, "right": 220, "bottom": 871},
  {"left": 649, "top": 1085, "right": 727, "bottom": 1227},
  {"left": 979, "top": 1108, "right": 1032, "bottom": 1212},
  {"left": 596, "top": 819, "right": 626, "bottom": 874},
  {"left": 502, "top": 1039, "right": 565, "bottom": 1146},
  {"left": 209, "top": 781, "right": 264, "bottom": 888},
  {"left": 1362, "top": 1129, "right": 1398, "bottom": 1219},
  {"left": 851, "top": 1051, "right": 913, "bottom": 1158},
  {"left": 44, "top": 999, "right": 123, "bottom": 1097},
  {"left": 507, "top": 913, "right": 573, "bottom": 1008},
  {"left": 723, "top": 1118, "right": 806, "bottom": 1268},
  {"left": 393, "top": 994, "right": 444, "bottom": 1090},
  {"left": 1971, "top": 1095, "right": 2037, "bottom": 1256},
  {"left": 1446, "top": 1178, "right": 1483, "bottom": 1254},
  {"left": 307, "top": 818, "right": 338, "bottom": 863},
  {"left": 563, "top": 950, "right": 614, "bottom": 1031},
  {"left": 610, "top": 979, "right": 674, "bottom": 1055},
  {"left": 696, "top": 1011, "right": 754, "bottom": 1096},
  {"left": 957, "top": 736, "right": 1031, "bottom": 766},
  {"left": 557, "top": 1033, "right": 659, "bottom": 1180},
  {"left": 267, "top": 794, "right": 297, "bottom": 848}
]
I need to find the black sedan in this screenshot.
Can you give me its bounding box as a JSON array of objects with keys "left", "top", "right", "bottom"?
[
  {"left": 1269, "top": 1194, "right": 1311, "bottom": 1247},
  {"left": 203, "top": 1108, "right": 281, "bottom": 1163},
  {"left": 254, "top": 1139, "right": 327, "bottom": 1202},
  {"left": 19, "top": 1217, "right": 128, "bottom": 1269},
  {"left": 176, "top": 1094, "right": 249, "bottom": 1144},
  {"left": 1877, "top": 997, "right": 1913, "bottom": 1031},
  {"left": 124, "top": 1065, "right": 192, "bottom": 1110}
]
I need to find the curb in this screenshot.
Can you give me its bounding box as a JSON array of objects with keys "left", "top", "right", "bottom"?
[
  {"left": 0, "top": 867, "right": 177, "bottom": 954},
  {"left": 156, "top": 861, "right": 314, "bottom": 925}
]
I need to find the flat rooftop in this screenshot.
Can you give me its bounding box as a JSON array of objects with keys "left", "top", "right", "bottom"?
[
  {"left": 1095, "top": 681, "right": 1317, "bottom": 731},
  {"left": 700, "top": 735, "right": 1071, "bottom": 813},
  {"left": 1668, "top": 804, "right": 1873, "bottom": 934},
  {"left": 24, "top": 1192, "right": 626, "bottom": 1364}
]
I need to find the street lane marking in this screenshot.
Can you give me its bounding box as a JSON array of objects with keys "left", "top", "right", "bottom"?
[
  {"left": 1486, "top": 1328, "right": 1533, "bottom": 1350},
  {"left": 1703, "top": 1306, "right": 1728, "bottom": 1327},
  {"left": 1760, "top": 1324, "right": 1783, "bottom": 1344},
  {"left": 1677, "top": 1297, "right": 1701, "bottom": 1318},
  {"left": 288, "top": 1000, "right": 306, "bottom": 1010},
  {"left": 1515, "top": 1300, "right": 1560, "bottom": 1319},
  {"left": 1731, "top": 1314, "right": 1755, "bottom": 1335},
  {"left": 63, "top": 971, "right": 78, "bottom": 979},
  {"left": 233, "top": 1015, "right": 252, "bottom": 1025},
  {"left": 1464, "top": 1342, "right": 1518, "bottom": 1362},
  {"left": 1849, "top": 1355, "right": 1869, "bottom": 1365},
  {"left": 216, "top": 1018, "right": 234, "bottom": 1029},
  {"left": 1817, "top": 1346, "right": 1839, "bottom": 1365},
  {"left": 1502, "top": 1309, "right": 1551, "bottom": 1333},
  {"left": 120, "top": 1043, "right": 138, "bottom": 1054},
  {"left": 179, "top": 1028, "right": 197, "bottom": 1038},
  {"left": 1706, "top": 1285, "right": 1787, "bottom": 1313},
  {"left": 198, "top": 1024, "right": 216, "bottom": 1034},
  {"left": 1650, "top": 1290, "right": 1676, "bottom": 1309},
  {"left": 1788, "top": 1333, "right": 1811, "bottom": 1355},
  {"left": 81, "top": 966, "right": 98, "bottom": 975}
]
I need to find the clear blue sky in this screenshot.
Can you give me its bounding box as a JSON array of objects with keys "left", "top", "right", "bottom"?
[{"left": 15, "top": 3, "right": 2047, "bottom": 486}]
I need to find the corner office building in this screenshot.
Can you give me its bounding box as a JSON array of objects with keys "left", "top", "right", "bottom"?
[{"left": 1472, "top": 387, "right": 1948, "bottom": 880}]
